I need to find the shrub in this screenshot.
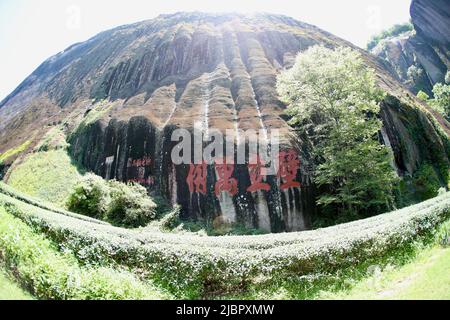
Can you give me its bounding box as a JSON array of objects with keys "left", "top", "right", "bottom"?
[
  {"left": 431, "top": 83, "right": 450, "bottom": 120},
  {"left": 159, "top": 205, "right": 181, "bottom": 230},
  {"left": 67, "top": 173, "right": 110, "bottom": 219},
  {"left": 413, "top": 163, "right": 441, "bottom": 201},
  {"left": 107, "top": 181, "right": 156, "bottom": 227},
  {"left": 436, "top": 220, "right": 450, "bottom": 247},
  {"left": 417, "top": 90, "right": 429, "bottom": 102},
  {"left": 0, "top": 182, "right": 108, "bottom": 225},
  {"left": 34, "top": 126, "right": 69, "bottom": 152},
  {"left": 66, "top": 174, "right": 156, "bottom": 227}
]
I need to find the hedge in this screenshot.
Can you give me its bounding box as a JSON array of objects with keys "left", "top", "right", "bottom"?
[
  {"left": 1, "top": 186, "right": 449, "bottom": 298},
  {"left": 0, "top": 206, "right": 170, "bottom": 300}
]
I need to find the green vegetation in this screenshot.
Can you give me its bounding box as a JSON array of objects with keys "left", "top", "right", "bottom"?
[
  {"left": 0, "top": 206, "right": 170, "bottom": 300},
  {"left": 7, "top": 149, "right": 83, "bottom": 206},
  {"left": 67, "top": 173, "right": 110, "bottom": 219},
  {"left": 107, "top": 180, "right": 157, "bottom": 227},
  {"left": 318, "top": 244, "right": 450, "bottom": 300},
  {"left": 417, "top": 90, "right": 430, "bottom": 102},
  {"left": 35, "top": 125, "right": 69, "bottom": 152},
  {"left": 71, "top": 99, "right": 112, "bottom": 136},
  {"left": 0, "top": 140, "right": 31, "bottom": 165},
  {"left": 412, "top": 163, "right": 442, "bottom": 201},
  {"left": 431, "top": 82, "right": 450, "bottom": 120},
  {"left": 366, "top": 22, "right": 414, "bottom": 50},
  {"left": 277, "top": 46, "right": 397, "bottom": 223},
  {"left": 67, "top": 173, "right": 157, "bottom": 227},
  {"left": 0, "top": 182, "right": 109, "bottom": 225},
  {"left": 417, "top": 71, "right": 450, "bottom": 121},
  {"left": 0, "top": 270, "right": 33, "bottom": 300},
  {"left": 1, "top": 182, "right": 449, "bottom": 298}
]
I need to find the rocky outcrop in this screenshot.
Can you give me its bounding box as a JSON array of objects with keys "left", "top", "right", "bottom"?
[
  {"left": 410, "top": 0, "right": 450, "bottom": 46},
  {"left": 371, "top": 0, "right": 449, "bottom": 95},
  {"left": 1, "top": 12, "right": 449, "bottom": 232}
]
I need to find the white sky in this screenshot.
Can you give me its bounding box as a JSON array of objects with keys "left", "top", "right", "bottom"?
[{"left": 0, "top": 0, "right": 411, "bottom": 102}]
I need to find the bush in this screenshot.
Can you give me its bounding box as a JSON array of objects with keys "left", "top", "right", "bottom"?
[
  {"left": 417, "top": 90, "right": 429, "bottom": 102},
  {"left": 66, "top": 174, "right": 156, "bottom": 227},
  {"left": 159, "top": 205, "right": 181, "bottom": 230},
  {"left": 108, "top": 181, "right": 156, "bottom": 227},
  {"left": 67, "top": 173, "right": 110, "bottom": 219},
  {"left": 413, "top": 163, "right": 441, "bottom": 201}
]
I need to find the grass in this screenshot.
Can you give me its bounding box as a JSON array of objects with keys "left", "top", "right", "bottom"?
[
  {"left": 0, "top": 206, "right": 171, "bottom": 300},
  {"left": 318, "top": 246, "right": 450, "bottom": 300},
  {"left": 0, "top": 140, "right": 31, "bottom": 164},
  {"left": 7, "top": 149, "right": 83, "bottom": 206},
  {"left": 0, "top": 270, "right": 33, "bottom": 300},
  {"left": 225, "top": 222, "right": 450, "bottom": 300}
]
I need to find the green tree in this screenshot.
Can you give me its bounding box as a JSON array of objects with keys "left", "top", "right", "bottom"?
[
  {"left": 417, "top": 90, "right": 430, "bottom": 102},
  {"left": 277, "top": 46, "right": 398, "bottom": 219},
  {"left": 431, "top": 83, "right": 450, "bottom": 120},
  {"left": 366, "top": 22, "right": 413, "bottom": 50}
]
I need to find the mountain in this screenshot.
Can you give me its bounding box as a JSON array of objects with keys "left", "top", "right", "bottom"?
[
  {"left": 371, "top": 0, "right": 450, "bottom": 95},
  {"left": 0, "top": 12, "right": 449, "bottom": 232}
]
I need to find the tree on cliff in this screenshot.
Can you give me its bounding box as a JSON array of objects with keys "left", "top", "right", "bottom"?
[
  {"left": 431, "top": 77, "right": 450, "bottom": 121},
  {"left": 277, "top": 46, "right": 398, "bottom": 221},
  {"left": 416, "top": 72, "right": 450, "bottom": 121}
]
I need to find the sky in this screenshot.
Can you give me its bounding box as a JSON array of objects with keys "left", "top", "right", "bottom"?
[{"left": 0, "top": 0, "right": 411, "bottom": 102}]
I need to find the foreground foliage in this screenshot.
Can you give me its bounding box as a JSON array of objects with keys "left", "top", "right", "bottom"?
[
  {"left": 67, "top": 173, "right": 157, "bottom": 227},
  {"left": 1, "top": 183, "right": 449, "bottom": 298},
  {"left": 0, "top": 206, "right": 169, "bottom": 300}
]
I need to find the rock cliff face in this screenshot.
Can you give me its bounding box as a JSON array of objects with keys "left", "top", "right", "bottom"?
[
  {"left": 371, "top": 0, "right": 449, "bottom": 95},
  {"left": 1, "top": 12, "right": 449, "bottom": 232}
]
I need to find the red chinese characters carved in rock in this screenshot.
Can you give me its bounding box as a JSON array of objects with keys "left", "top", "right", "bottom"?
[
  {"left": 126, "top": 156, "right": 154, "bottom": 186},
  {"left": 187, "top": 162, "right": 208, "bottom": 195},
  {"left": 127, "top": 156, "right": 152, "bottom": 168},
  {"left": 247, "top": 156, "right": 270, "bottom": 193},
  {"left": 278, "top": 149, "right": 301, "bottom": 190},
  {"left": 214, "top": 160, "right": 238, "bottom": 197},
  {"left": 127, "top": 176, "right": 155, "bottom": 186}
]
